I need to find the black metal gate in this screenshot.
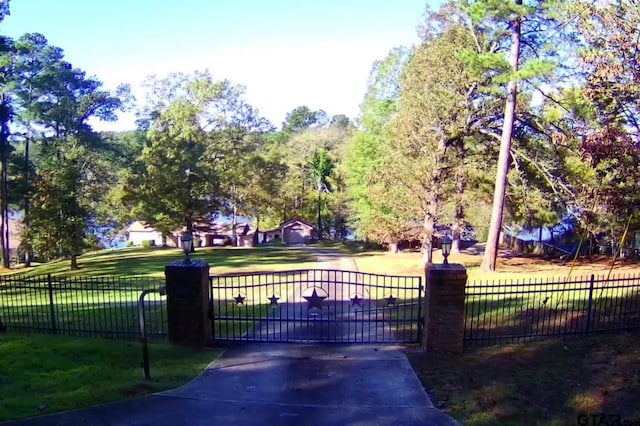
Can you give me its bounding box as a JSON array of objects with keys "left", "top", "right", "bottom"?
[{"left": 209, "top": 269, "right": 423, "bottom": 344}]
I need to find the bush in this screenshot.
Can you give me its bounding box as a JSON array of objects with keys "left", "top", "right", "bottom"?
[{"left": 141, "top": 240, "right": 155, "bottom": 248}]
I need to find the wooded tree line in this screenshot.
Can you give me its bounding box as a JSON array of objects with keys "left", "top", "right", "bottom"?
[
  {"left": 346, "top": 0, "right": 640, "bottom": 270},
  {"left": 2, "top": 0, "right": 640, "bottom": 271}
]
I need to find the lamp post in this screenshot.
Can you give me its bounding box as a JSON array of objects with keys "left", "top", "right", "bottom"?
[
  {"left": 181, "top": 232, "right": 194, "bottom": 264},
  {"left": 442, "top": 234, "right": 452, "bottom": 265}
]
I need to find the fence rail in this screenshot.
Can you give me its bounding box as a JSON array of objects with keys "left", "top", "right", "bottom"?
[
  {"left": 464, "top": 274, "right": 640, "bottom": 346},
  {"left": 0, "top": 274, "right": 168, "bottom": 341}
]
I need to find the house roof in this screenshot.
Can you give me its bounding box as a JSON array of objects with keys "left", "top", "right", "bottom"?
[
  {"left": 127, "top": 220, "right": 254, "bottom": 236},
  {"left": 192, "top": 222, "right": 254, "bottom": 236},
  {"left": 281, "top": 218, "right": 315, "bottom": 230},
  {"left": 127, "top": 221, "right": 156, "bottom": 233},
  {"left": 261, "top": 228, "right": 281, "bottom": 234}
]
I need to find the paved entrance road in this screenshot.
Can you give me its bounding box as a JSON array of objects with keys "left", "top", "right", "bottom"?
[
  {"left": 5, "top": 344, "right": 459, "bottom": 426},
  {"left": 4, "top": 248, "right": 459, "bottom": 425}
]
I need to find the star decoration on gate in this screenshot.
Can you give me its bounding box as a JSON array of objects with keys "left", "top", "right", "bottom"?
[
  {"left": 268, "top": 294, "right": 280, "bottom": 307},
  {"left": 350, "top": 294, "right": 363, "bottom": 308},
  {"left": 234, "top": 293, "right": 246, "bottom": 306},
  {"left": 385, "top": 294, "right": 397, "bottom": 307},
  {"left": 304, "top": 288, "right": 327, "bottom": 311}
]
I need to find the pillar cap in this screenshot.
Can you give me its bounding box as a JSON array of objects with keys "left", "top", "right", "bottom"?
[
  {"left": 166, "top": 259, "right": 209, "bottom": 268},
  {"left": 426, "top": 263, "right": 466, "bottom": 273}
]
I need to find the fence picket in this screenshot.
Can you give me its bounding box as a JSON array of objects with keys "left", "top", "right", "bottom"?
[
  {"left": 0, "top": 274, "right": 166, "bottom": 341},
  {"left": 464, "top": 273, "right": 640, "bottom": 347},
  {"left": 47, "top": 274, "right": 57, "bottom": 335}
]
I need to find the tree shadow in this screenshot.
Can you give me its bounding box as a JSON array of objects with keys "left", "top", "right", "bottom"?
[
  {"left": 409, "top": 330, "right": 640, "bottom": 425},
  {"left": 464, "top": 285, "right": 640, "bottom": 347}
]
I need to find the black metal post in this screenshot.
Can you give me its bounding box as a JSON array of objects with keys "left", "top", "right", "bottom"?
[
  {"left": 138, "top": 289, "right": 153, "bottom": 380},
  {"left": 47, "top": 274, "right": 57, "bottom": 334},
  {"left": 138, "top": 287, "right": 167, "bottom": 380},
  {"left": 585, "top": 274, "right": 595, "bottom": 334}
]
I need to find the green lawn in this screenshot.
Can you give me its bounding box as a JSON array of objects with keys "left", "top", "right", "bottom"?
[
  {"left": 407, "top": 331, "right": 640, "bottom": 426},
  {"left": 3, "top": 246, "right": 319, "bottom": 278},
  {"left": 0, "top": 333, "right": 220, "bottom": 422}
]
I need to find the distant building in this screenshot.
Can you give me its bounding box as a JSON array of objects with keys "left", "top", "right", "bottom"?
[
  {"left": 126, "top": 221, "right": 169, "bottom": 247},
  {"left": 126, "top": 220, "right": 255, "bottom": 248},
  {"left": 259, "top": 218, "right": 317, "bottom": 245}
]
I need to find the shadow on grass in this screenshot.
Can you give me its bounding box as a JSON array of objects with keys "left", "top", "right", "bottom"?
[
  {"left": 464, "top": 284, "right": 640, "bottom": 347},
  {"left": 8, "top": 247, "right": 321, "bottom": 278},
  {"left": 408, "top": 330, "right": 640, "bottom": 426},
  {"left": 0, "top": 334, "right": 219, "bottom": 421}
]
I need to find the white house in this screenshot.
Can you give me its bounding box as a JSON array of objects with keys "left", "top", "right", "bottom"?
[
  {"left": 126, "top": 220, "right": 254, "bottom": 247},
  {"left": 126, "top": 221, "right": 173, "bottom": 247}
]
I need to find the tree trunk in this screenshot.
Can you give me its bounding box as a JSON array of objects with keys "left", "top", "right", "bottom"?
[
  {"left": 317, "top": 186, "right": 322, "bottom": 239},
  {"left": 232, "top": 204, "right": 238, "bottom": 247},
  {"left": 421, "top": 192, "right": 438, "bottom": 267},
  {"left": 0, "top": 93, "right": 9, "bottom": 269},
  {"left": 482, "top": 0, "right": 522, "bottom": 272},
  {"left": 70, "top": 254, "right": 79, "bottom": 270},
  {"left": 388, "top": 242, "right": 399, "bottom": 254},
  {"left": 24, "top": 137, "right": 32, "bottom": 267},
  {"left": 1, "top": 154, "right": 8, "bottom": 268},
  {"left": 452, "top": 172, "right": 465, "bottom": 254},
  {"left": 253, "top": 214, "right": 260, "bottom": 246}
]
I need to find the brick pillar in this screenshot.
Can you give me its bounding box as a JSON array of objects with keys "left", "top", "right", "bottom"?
[
  {"left": 165, "top": 260, "right": 210, "bottom": 348},
  {"left": 422, "top": 264, "right": 467, "bottom": 353}
]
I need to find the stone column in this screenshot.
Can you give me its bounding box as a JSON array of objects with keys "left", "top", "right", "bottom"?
[
  {"left": 422, "top": 264, "right": 467, "bottom": 353},
  {"left": 165, "top": 260, "right": 210, "bottom": 348}
]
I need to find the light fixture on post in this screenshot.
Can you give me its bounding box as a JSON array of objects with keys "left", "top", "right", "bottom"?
[
  {"left": 181, "top": 232, "right": 194, "bottom": 265},
  {"left": 442, "top": 234, "right": 452, "bottom": 265}
]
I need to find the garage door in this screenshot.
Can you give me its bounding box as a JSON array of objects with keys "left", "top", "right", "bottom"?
[{"left": 284, "top": 227, "right": 306, "bottom": 244}]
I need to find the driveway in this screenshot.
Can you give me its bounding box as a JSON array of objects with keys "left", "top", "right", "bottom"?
[
  {"left": 5, "top": 248, "right": 459, "bottom": 426},
  {"left": 6, "top": 343, "right": 459, "bottom": 426}
]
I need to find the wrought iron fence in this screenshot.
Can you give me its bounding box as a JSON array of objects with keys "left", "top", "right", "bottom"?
[
  {"left": 0, "top": 274, "right": 167, "bottom": 340},
  {"left": 464, "top": 274, "right": 640, "bottom": 347}
]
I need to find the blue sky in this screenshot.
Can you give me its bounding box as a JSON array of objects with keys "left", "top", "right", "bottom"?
[{"left": 2, "top": 0, "right": 439, "bottom": 130}]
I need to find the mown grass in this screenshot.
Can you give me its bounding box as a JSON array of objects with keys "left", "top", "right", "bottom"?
[
  {"left": 352, "top": 244, "right": 640, "bottom": 282},
  {"left": 2, "top": 246, "right": 319, "bottom": 278},
  {"left": 407, "top": 331, "right": 640, "bottom": 426},
  {"left": 0, "top": 333, "right": 220, "bottom": 422}
]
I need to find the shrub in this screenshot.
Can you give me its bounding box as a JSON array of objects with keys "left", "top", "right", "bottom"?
[{"left": 141, "top": 240, "right": 155, "bottom": 248}]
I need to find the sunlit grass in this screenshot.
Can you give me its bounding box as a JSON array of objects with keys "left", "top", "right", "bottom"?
[
  {"left": 0, "top": 333, "right": 220, "bottom": 421},
  {"left": 3, "top": 246, "right": 319, "bottom": 278},
  {"left": 351, "top": 247, "right": 640, "bottom": 282}
]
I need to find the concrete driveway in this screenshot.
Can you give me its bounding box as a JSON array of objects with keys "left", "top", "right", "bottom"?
[{"left": 5, "top": 343, "right": 459, "bottom": 426}]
